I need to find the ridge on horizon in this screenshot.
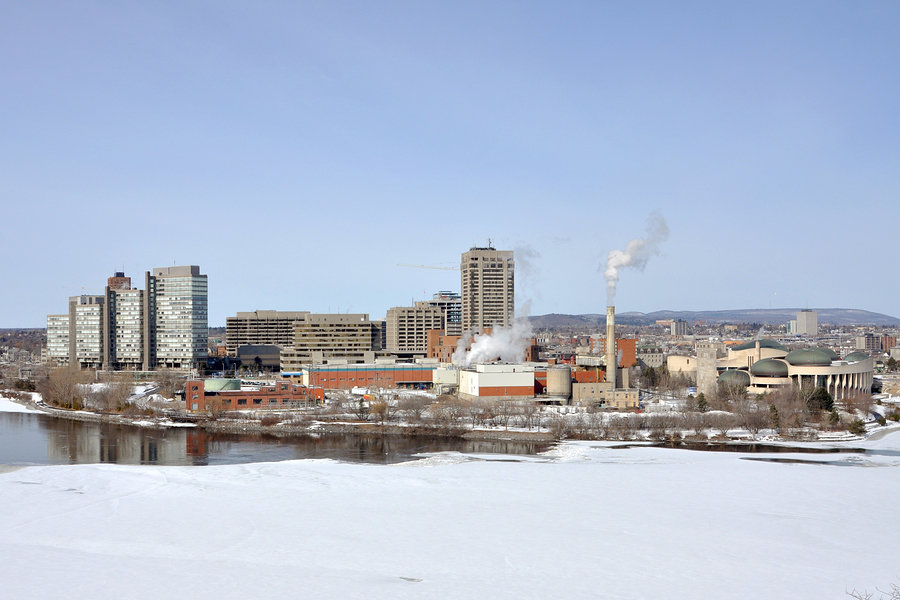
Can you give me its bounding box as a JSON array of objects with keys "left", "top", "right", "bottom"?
[{"left": 528, "top": 307, "right": 900, "bottom": 327}]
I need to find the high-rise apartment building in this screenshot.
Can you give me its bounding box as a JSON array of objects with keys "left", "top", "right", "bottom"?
[
  {"left": 460, "top": 246, "right": 514, "bottom": 334},
  {"left": 47, "top": 266, "right": 207, "bottom": 371},
  {"left": 144, "top": 266, "right": 208, "bottom": 370},
  {"left": 102, "top": 273, "right": 144, "bottom": 370},
  {"left": 226, "top": 310, "right": 310, "bottom": 356},
  {"left": 46, "top": 314, "right": 70, "bottom": 366},
  {"left": 69, "top": 295, "right": 105, "bottom": 369}
]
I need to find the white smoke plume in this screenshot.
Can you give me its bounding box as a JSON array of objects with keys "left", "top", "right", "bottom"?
[
  {"left": 451, "top": 331, "right": 474, "bottom": 365},
  {"left": 603, "top": 212, "right": 669, "bottom": 305},
  {"left": 453, "top": 301, "right": 534, "bottom": 367},
  {"left": 513, "top": 244, "right": 541, "bottom": 302}
]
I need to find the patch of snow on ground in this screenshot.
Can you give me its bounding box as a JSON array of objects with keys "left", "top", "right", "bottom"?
[{"left": 0, "top": 396, "right": 41, "bottom": 414}]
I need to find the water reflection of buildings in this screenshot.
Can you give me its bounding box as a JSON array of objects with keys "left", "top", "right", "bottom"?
[
  {"left": 46, "top": 422, "right": 191, "bottom": 465},
  {"left": 35, "top": 420, "right": 550, "bottom": 466}
]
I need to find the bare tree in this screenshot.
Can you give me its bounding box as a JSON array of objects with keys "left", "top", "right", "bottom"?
[
  {"left": 547, "top": 412, "right": 570, "bottom": 440},
  {"left": 737, "top": 399, "right": 768, "bottom": 435},
  {"left": 492, "top": 399, "right": 519, "bottom": 430},
  {"left": 370, "top": 396, "right": 399, "bottom": 425},
  {"left": 398, "top": 394, "right": 429, "bottom": 423},
  {"left": 710, "top": 412, "right": 736, "bottom": 438},
  {"left": 587, "top": 407, "right": 606, "bottom": 439},
  {"left": 719, "top": 381, "right": 748, "bottom": 405},
  {"left": 40, "top": 367, "right": 86, "bottom": 409},
  {"left": 768, "top": 387, "right": 809, "bottom": 434},
  {"left": 206, "top": 394, "right": 227, "bottom": 420},
  {"left": 519, "top": 401, "right": 540, "bottom": 430},
  {"left": 680, "top": 411, "right": 706, "bottom": 439},
  {"left": 153, "top": 368, "right": 181, "bottom": 400},
  {"left": 87, "top": 374, "right": 134, "bottom": 412},
  {"left": 429, "top": 394, "right": 469, "bottom": 432},
  {"left": 465, "top": 398, "right": 494, "bottom": 429},
  {"left": 843, "top": 394, "right": 872, "bottom": 419},
  {"left": 847, "top": 582, "right": 900, "bottom": 599},
  {"left": 370, "top": 400, "right": 389, "bottom": 424}
]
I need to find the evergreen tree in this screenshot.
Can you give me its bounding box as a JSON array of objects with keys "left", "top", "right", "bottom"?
[
  {"left": 807, "top": 387, "right": 834, "bottom": 412},
  {"left": 696, "top": 393, "right": 708, "bottom": 413}
]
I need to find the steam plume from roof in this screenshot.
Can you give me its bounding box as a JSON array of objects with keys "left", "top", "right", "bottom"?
[{"left": 453, "top": 302, "right": 533, "bottom": 367}]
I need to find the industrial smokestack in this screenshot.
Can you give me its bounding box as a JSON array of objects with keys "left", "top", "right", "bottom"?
[{"left": 606, "top": 305, "right": 616, "bottom": 390}]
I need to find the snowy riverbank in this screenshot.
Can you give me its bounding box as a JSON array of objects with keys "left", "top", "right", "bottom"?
[
  {"left": 0, "top": 396, "right": 41, "bottom": 414},
  {"left": 2, "top": 436, "right": 899, "bottom": 599}
]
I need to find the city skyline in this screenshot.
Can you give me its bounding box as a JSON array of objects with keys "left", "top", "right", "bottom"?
[{"left": 2, "top": 2, "right": 899, "bottom": 327}]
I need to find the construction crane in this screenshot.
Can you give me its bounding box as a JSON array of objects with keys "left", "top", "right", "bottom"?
[{"left": 396, "top": 263, "right": 460, "bottom": 271}]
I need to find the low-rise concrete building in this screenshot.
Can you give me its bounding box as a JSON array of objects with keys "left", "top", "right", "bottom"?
[{"left": 572, "top": 382, "right": 639, "bottom": 410}]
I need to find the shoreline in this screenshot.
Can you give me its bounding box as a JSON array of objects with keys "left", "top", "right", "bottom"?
[
  {"left": 5, "top": 394, "right": 898, "bottom": 448},
  {"left": 4, "top": 395, "right": 558, "bottom": 442}
]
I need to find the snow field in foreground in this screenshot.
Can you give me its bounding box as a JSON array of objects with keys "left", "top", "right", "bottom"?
[{"left": 1, "top": 440, "right": 898, "bottom": 599}]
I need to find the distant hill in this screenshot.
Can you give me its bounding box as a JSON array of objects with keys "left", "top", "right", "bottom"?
[{"left": 528, "top": 308, "right": 900, "bottom": 328}]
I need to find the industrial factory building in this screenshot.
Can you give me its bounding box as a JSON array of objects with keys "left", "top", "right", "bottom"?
[
  {"left": 458, "top": 364, "right": 535, "bottom": 401},
  {"left": 287, "top": 362, "right": 438, "bottom": 390}
]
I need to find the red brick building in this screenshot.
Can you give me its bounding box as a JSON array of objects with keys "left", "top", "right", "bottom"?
[
  {"left": 589, "top": 338, "right": 638, "bottom": 368},
  {"left": 299, "top": 363, "right": 437, "bottom": 390},
  {"left": 427, "top": 330, "right": 462, "bottom": 363},
  {"left": 185, "top": 379, "right": 324, "bottom": 412}
]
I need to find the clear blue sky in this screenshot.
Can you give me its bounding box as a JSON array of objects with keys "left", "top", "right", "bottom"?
[{"left": 2, "top": 1, "right": 898, "bottom": 327}]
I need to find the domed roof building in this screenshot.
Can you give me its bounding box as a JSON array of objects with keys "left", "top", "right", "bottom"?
[
  {"left": 785, "top": 349, "right": 833, "bottom": 367},
  {"left": 717, "top": 369, "right": 751, "bottom": 387},
  {"left": 700, "top": 339, "right": 873, "bottom": 399},
  {"left": 814, "top": 347, "right": 841, "bottom": 361},
  {"left": 750, "top": 358, "right": 789, "bottom": 377},
  {"left": 718, "top": 338, "right": 788, "bottom": 371},
  {"left": 746, "top": 358, "right": 791, "bottom": 391},
  {"left": 730, "top": 339, "right": 788, "bottom": 353}
]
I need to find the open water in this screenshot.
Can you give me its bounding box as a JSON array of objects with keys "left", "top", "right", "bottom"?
[{"left": 0, "top": 411, "right": 550, "bottom": 466}]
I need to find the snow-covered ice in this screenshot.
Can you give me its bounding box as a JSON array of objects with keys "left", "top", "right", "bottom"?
[{"left": 2, "top": 434, "right": 899, "bottom": 599}]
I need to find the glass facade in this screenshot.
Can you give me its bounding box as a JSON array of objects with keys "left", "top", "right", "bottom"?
[{"left": 152, "top": 269, "right": 208, "bottom": 369}]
